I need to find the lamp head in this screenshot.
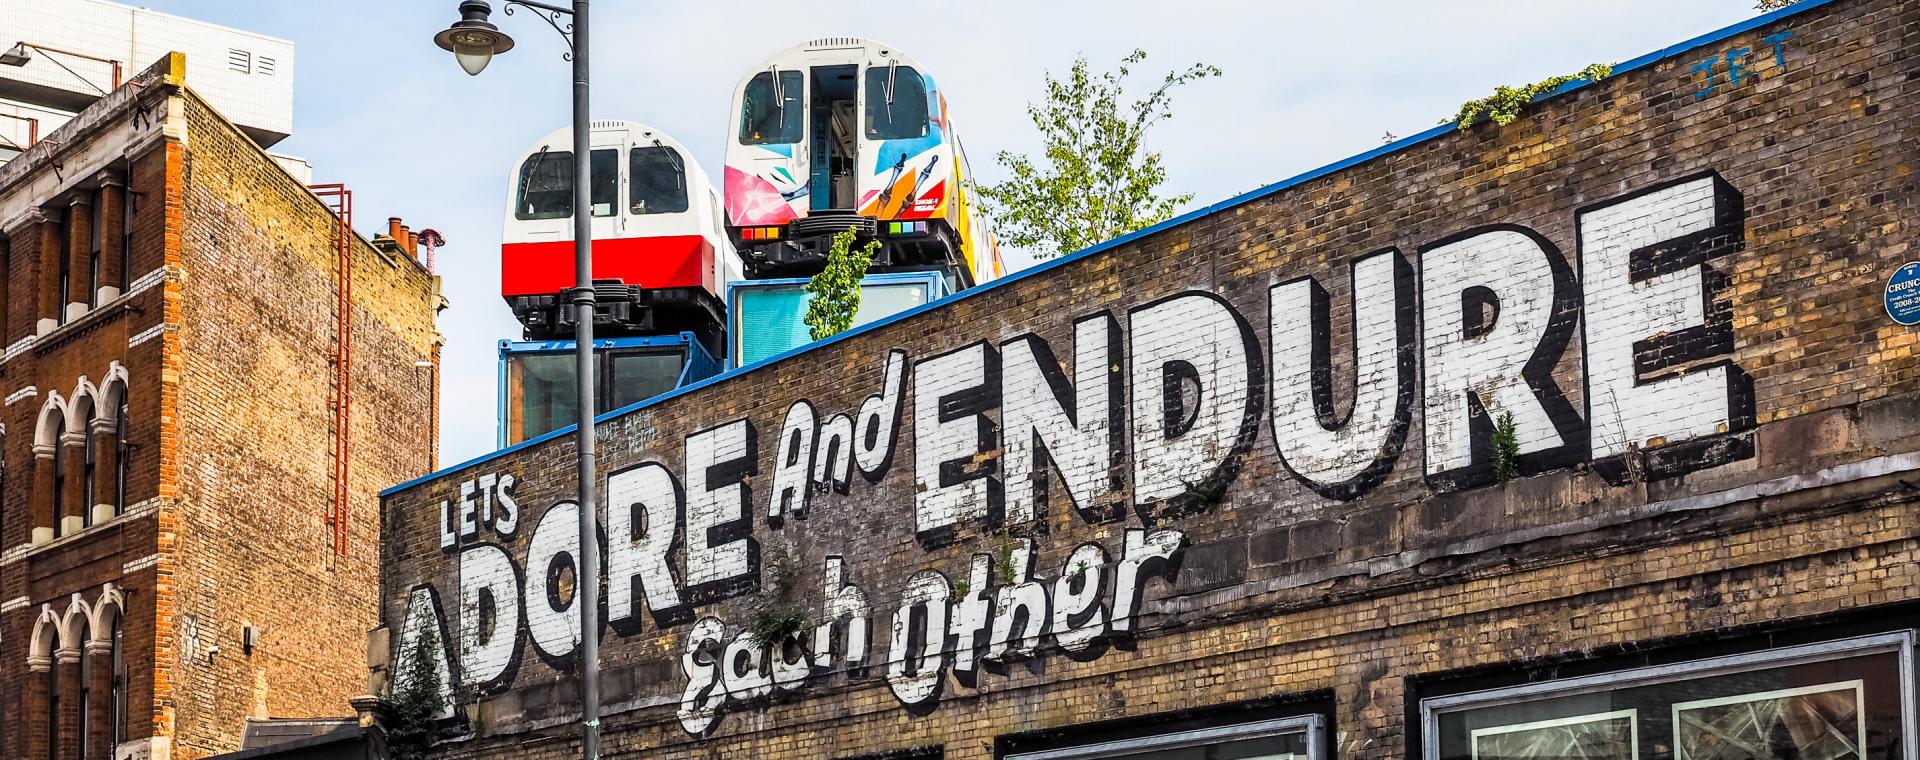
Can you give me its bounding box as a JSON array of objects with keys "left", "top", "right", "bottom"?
[
  {"left": 433, "top": 1, "right": 514, "bottom": 76},
  {"left": 0, "top": 43, "right": 32, "bottom": 68}
]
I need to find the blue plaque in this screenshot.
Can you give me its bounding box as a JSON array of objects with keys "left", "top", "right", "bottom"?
[{"left": 1889, "top": 262, "right": 1920, "bottom": 326}]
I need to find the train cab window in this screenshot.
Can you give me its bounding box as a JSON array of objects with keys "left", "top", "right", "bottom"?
[
  {"left": 629, "top": 146, "right": 689, "bottom": 215},
  {"left": 514, "top": 149, "right": 574, "bottom": 220},
  {"left": 514, "top": 148, "right": 618, "bottom": 219},
  {"left": 866, "top": 64, "right": 929, "bottom": 140},
  {"left": 589, "top": 148, "right": 618, "bottom": 217},
  {"left": 741, "top": 70, "right": 804, "bottom": 145}
]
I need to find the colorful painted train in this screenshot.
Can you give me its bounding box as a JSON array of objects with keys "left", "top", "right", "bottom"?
[
  {"left": 496, "top": 41, "right": 1003, "bottom": 443},
  {"left": 723, "top": 37, "right": 1003, "bottom": 288}
]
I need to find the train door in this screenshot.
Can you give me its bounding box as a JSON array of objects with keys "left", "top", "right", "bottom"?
[
  {"left": 588, "top": 128, "right": 624, "bottom": 244},
  {"left": 810, "top": 65, "right": 859, "bottom": 211}
]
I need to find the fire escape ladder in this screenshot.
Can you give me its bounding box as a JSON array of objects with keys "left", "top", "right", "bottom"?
[{"left": 310, "top": 183, "right": 353, "bottom": 563}]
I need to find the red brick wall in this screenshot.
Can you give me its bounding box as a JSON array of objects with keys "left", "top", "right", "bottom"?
[{"left": 1, "top": 55, "right": 440, "bottom": 760}]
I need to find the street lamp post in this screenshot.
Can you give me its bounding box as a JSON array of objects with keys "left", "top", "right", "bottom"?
[{"left": 435, "top": 2, "right": 601, "bottom": 758}]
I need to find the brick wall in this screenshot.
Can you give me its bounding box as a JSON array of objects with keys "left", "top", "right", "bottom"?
[
  {"left": 1, "top": 52, "right": 443, "bottom": 760},
  {"left": 163, "top": 89, "right": 441, "bottom": 756},
  {"left": 378, "top": 0, "right": 1919, "bottom": 758}
]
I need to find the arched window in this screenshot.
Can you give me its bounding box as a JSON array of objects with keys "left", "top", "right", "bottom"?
[
  {"left": 114, "top": 398, "right": 127, "bottom": 515},
  {"left": 45, "top": 656, "right": 58, "bottom": 760},
  {"left": 49, "top": 415, "right": 65, "bottom": 537},
  {"left": 110, "top": 616, "right": 126, "bottom": 749},
  {"left": 76, "top": 619, "right": 91, "bottom": 760},
  {"left": 81, "top": 419, "right": 95, "bottom": 529}
]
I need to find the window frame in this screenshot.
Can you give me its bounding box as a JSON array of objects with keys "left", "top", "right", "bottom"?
[
  {"left": 628, "top": 146, "right": 690, "bottom": 216},
  {"left": 588, "top": 147, "right": 619, "bottom": 219},
  {"left": 512, "top": 149, "right": 576, "bottom": 221},
  {"left": 1004, "top": 714, "right": 1324, "bottom": 760},
  {"left": 1418, "top": 630, "right": 1920, "bottom": 760},
  {"left": 110, "top": 616, "right": 126, "bottom": 749},
  {"left": 114, "top": 398, "right": 128, "bottom": 515},
  {"left": 81, "top": 417, "right": 95, "bottom": 528},
  {"left": 56, "top": 205, "right": 71, "bottom": 323},
  {"left": 50, "top": 415, "right": 66, "bottom": 536},
  {"left": 120, "top": 190, "right": 133, "bottom": 293},
  {"left": 76, "top": 619, "right": 91, "bottom": 760},
  {"left": 45, "top": 659, "right": 58, "bottom": 760},
  {"left": 87, "top": 189, "right": 102, "bottom": 307},
  {"left": 864, "top": 64, "right": 931, "bottom": 140},
  {"left": 739, "top": 70, "right": 805, "bottom": 146}
]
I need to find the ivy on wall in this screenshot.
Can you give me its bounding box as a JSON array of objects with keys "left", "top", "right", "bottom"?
[{"left": 1449, "top": 64, "right": 1613, "bottom": 131}]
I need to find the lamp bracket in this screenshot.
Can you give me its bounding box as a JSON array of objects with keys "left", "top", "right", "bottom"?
[{"left": 503, "top": 1, "right": 576, "bottom": 58}]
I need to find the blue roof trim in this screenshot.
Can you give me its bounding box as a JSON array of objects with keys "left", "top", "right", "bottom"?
[{"left": 383, "top": 0, "right": 1836, "bottom": 498}]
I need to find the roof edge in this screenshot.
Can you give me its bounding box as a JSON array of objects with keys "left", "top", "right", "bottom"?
[{"left": 383, "top": 0, "right": 1843, "bottom": 498}]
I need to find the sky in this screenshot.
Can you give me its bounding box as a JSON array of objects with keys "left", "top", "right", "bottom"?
[{"left": 130, "top": 0, "right": 1765, "bottom": 469}]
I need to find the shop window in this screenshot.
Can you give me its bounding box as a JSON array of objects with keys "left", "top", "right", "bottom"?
[
  {"left": 837, "top": 748, "right": 942, "bottom": 760},
  {"left": 1005, "top": 715, "right": 1323, "bottom": 760},
  {"left": 1421, "top": 632, "right": 1914, "bottom": 760}
]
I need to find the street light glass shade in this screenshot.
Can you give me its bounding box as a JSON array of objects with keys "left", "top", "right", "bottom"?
[
  {"left": 433, "top": 14, "right": 514, "bottom": 77},
  {"left": 452, "top": 39, "right": 494, "bottom": 76}
]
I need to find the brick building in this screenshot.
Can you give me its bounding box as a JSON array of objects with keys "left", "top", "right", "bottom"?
[
  {"left": 0, "top": 53, "right": 444, "bottom": 759},
  {"left": 377, "top": 0, "right": 1918, "bottom": 757}
]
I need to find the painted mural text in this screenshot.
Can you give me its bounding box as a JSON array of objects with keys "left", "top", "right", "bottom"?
[{"left": 397, "top": 173, "right": 1757, "bottom": 737}]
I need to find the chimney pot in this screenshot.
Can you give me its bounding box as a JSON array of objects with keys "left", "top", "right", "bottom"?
[{"left": 386, "top": 217, "right": 404, "bottom": 242}]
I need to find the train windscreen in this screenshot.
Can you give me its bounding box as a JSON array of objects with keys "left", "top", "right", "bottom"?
[
  {"left": 514, "top": 149, "right": 573, "bottom": 220},
  {"left": 866, "top": 65, "right": 929, "bottom": 140},
  {"left": 629, "top": 146, "right": 689, "bottom": 215},
  {"left": 741, "top": 70, "right": 804, "bottom": 145},
  {"left": 514, "top": 148, "right": 619, "bottom": 220}
]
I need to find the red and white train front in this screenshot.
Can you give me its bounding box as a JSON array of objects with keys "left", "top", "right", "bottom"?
[{"left": 501, "top": 120, "right": 740, "bottom": 348}]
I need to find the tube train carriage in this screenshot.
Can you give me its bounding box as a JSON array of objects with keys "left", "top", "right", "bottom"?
[
  {"left": 725, "top": 37, "right": 1005, "bottom": 288},
  {"left": 501, "top": 120, "right": 742, "bottom": 349}
]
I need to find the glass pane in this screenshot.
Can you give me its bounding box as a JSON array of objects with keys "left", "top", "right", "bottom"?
[
  {"left": 741, "top": 70, "right": 805, "bottom": 145},
  {"left": 1432, "top": 648, "right": 1904, "bottom": 760},
  {"left": 515, "top": 149, "right": 574, "bottom": 220},
  {"left": 853, "top": 282, "right": 930, "bottom": 326},
  {"left": 607, "top": 350, "right": 686, "bottom": 409},
  {"left": 865, "top": 65, "right": 930, "bottom": 140},
  {"left": 1118, "top": 733, "right": 1307, "bottom": 760},
  {"left": 590, "top": 148, "right": 618, "bottom": 218},
  {"left": 630, "top": 146, "right": 690, "bottom": 215},
  {"left": 733, "top": 283, "right": 813, "bottom": 367},
  {"left": 510, "top": 353, "right": 577, "bottom": 443}
]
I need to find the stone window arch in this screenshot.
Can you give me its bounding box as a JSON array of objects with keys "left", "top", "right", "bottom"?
[
  {"left": 95, "top": 363, "right": 129, "bottom": 518},
  {"left": 87, "top": 584, "right": 126, "bottom": 753},
  {"left": 32, "top": 392, "right": 65, "bottom": 543}
]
